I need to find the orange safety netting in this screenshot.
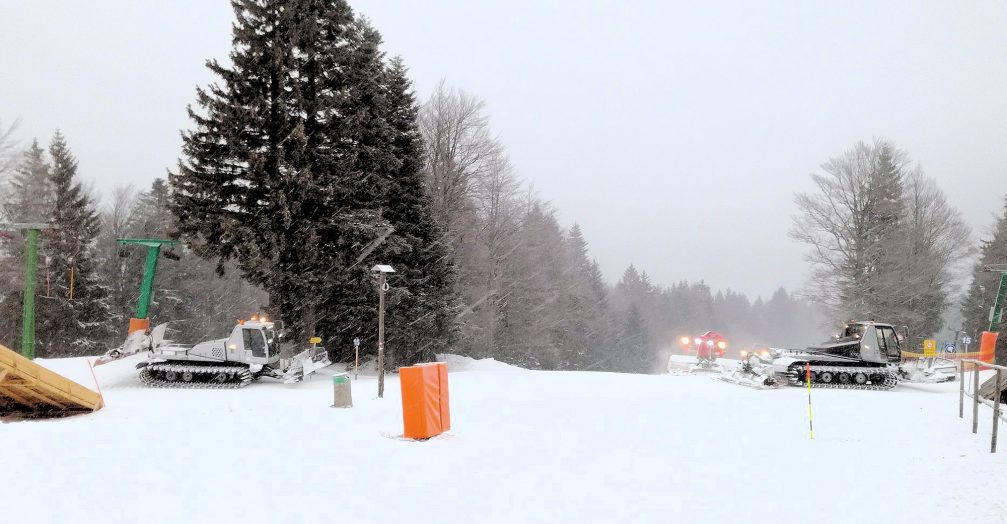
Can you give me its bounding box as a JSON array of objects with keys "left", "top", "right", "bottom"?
[{"left": 902, "top": 331, "right": 997, "bottom": 370}]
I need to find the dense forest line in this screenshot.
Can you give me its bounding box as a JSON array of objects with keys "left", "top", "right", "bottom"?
[{"left": 0, "top": 120, "right": 822, "bottom": 372}]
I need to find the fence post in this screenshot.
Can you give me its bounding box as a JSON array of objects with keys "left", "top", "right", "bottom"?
[
  {"left": 960, "top": 362, "right": 965, "bottom": 418},
  {"left": 993, "top": 369, "right": 1002, "bottom": 453},
  {"left": 973, "top": 364, "right": 980, "bottom": 434}
]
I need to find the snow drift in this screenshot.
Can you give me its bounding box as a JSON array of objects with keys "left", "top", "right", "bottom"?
[{"left": 1, "top": 354, "right": 1005, "bottom": 523}]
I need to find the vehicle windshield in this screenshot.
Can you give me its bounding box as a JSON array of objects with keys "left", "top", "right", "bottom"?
[
  {"left": 842, "top": 323, "right": 865, "bottom": 339},
  {"left": 265, "top": 327, "right": 280, "bottom": 357},
  {"left": 876, "top": 326, "right": 900, "bottom": 360},
  {"left": 243, "top": 328, "right": 268, "bottom": 358},
  {"left": 823, "top": 323, "right": 865, "bottom": 345}
]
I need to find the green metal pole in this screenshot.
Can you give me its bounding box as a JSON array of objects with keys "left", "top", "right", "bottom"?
[
  {"left": 136, "top": 244, "right": 161, "bottom": 319},
  {"left": 117, "top": 238, "right": 177, "bottom": 319},
  {"left": 21, "top": 229, "right": 38, "bottom": 359},
  {"left": 990, "top": 272, "right": 1007, "bottom": 332}
]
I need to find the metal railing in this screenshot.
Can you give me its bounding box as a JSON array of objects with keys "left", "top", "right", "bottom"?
[{"left": 959, "top": 359, "right": 1007, "bottom": 453}]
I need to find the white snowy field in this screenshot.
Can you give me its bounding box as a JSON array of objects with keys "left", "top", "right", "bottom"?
[{"left": 2, "top": 355, "right": 1006, "bottom": 524}]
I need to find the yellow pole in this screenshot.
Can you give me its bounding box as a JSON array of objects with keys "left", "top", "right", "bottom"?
[{"left": 807, "top": 362, "right": 814, "bottom": 440}]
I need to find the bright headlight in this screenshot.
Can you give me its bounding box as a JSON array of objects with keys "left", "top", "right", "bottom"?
[
  {"left": 680, "top": 336, "right": 691, "bottom": 346},
  {"left": 706, "top": 340, "right": 714, "bottom": 347},
  {"left": 717, "top": 341, "right": 727, "bottom": 349},
  {"left": 694, "top": 338, "right": 702, "bottom": 345}
]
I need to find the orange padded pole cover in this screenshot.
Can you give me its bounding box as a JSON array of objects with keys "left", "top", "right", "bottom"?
[
  {"left": 980, "top": 331, "right": 999, "bottom": 369},
  {"left": 436, "top": 362, "right": 450, "bottom": 431},
  {"left": 401, "top": 363, "right": 451, "bottom": 439},
  {"left": 401, "top": 364, "right": 440, "bottom": 439},
  {"left": 128, "top": 317, "right": 150, "bottom": 335}
]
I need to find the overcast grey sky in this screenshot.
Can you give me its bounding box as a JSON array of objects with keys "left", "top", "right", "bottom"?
[{"left": 2, "top": 1, "right": 1005, "bottom": 299}]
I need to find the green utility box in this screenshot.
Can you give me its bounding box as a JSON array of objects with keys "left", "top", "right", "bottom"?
[{"left": 332, "top": 373, "right": 352, "bottom": 408}]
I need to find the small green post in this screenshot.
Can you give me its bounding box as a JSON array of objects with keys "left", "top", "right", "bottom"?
[
  {"left": 990, "top": 272, "right": 1007, "bottom": 333},
  {"left": 21, "top": 228, "right": 38, "bottom": 359}
]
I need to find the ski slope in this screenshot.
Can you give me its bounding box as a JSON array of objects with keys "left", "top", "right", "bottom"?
[{"left": 2, "top": 354, "right": 1005, "bottom": 524}]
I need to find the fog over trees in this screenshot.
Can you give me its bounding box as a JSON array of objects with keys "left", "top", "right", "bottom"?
[
  {"left": 418, "top": 82, "right": 824, "bottom": 371},
  {"left": 0, "top": 119, "right": 19, "bottom": 181}
]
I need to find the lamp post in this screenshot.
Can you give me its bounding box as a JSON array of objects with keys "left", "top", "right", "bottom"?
[
  {"left": 371, "top": 264, "right": 395, "bottom": 398},
  {"left": 353, "top": 337, "right": 361, "bottom": 380}
]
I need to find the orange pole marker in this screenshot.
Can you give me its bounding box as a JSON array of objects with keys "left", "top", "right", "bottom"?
[
  {"left": 980, "top": 332, "right": 999, "bottom": 370},
  {"left": 127, "top": 317, "right": 150, "bottom": 335},
  {"left": 806, "top": 362, "right": 814, "bottom": 440}
]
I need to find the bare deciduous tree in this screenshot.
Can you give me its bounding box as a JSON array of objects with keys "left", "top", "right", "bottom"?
[
  {"left": 95, "top": 185, "right": 138, "bottom": 326},
  {"left": 791, "top": 141, "right": 882, "bottom": 315},
  {"left": 461, "top": 154, "right": 524, "bottom": 353},
  {"left": 419, "top": 81, "right": 505, "bottom": 250},
  {"left": 418, "top": 81, "right": 531, "bottom": 358},
  {"left": 792, "top": 139, "right": 972, "bottom": 337},
  {"left": 893, "top": 170, "right": 973, "bottom": 335}
]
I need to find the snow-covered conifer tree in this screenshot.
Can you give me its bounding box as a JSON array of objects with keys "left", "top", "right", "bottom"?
[{"left": 37, "top": 131, "right": 114, "bottom": 356}]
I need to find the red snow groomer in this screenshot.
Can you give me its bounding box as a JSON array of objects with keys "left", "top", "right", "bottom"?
[{"left": 669, "top": 331, "right": 728, "bottom": 374}]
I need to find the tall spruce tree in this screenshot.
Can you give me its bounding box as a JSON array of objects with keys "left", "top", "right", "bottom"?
[
  {"left": 311, "top": 16, "right": 397, "bottom": 360},
  {"left": 38, "top": 131, "right": 113, "bottom": 356},
  {"left": 555, "top": 224, "right": 612, "bottom": 370},
  {"left": 173, "top": 0, "right": 307, "bottom": 335},
  {"left": 867, "top": 142, "right": 906, "bottom": 317},
  {"left": 175, "top": 0, "right": 357, "bottom": 340},
  {"left": 615, "top": 304, "right": 651, "bottom": 373},
  {"left": 492, "top": 203, "right": 565, "bottom": 369},
  {"left": 370, "top": 57, "right": 460, "bottom": 365},
  {"left": 173, "top": 1, "right": 457, "bottom": 362},
  {"left": 612, "top": 266, "right": 659, "bottom": 373}
]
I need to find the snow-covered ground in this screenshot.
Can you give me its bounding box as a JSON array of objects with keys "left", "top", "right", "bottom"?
[{"left": 3, "top": 354, "right": 1006, "bottom": 523}]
